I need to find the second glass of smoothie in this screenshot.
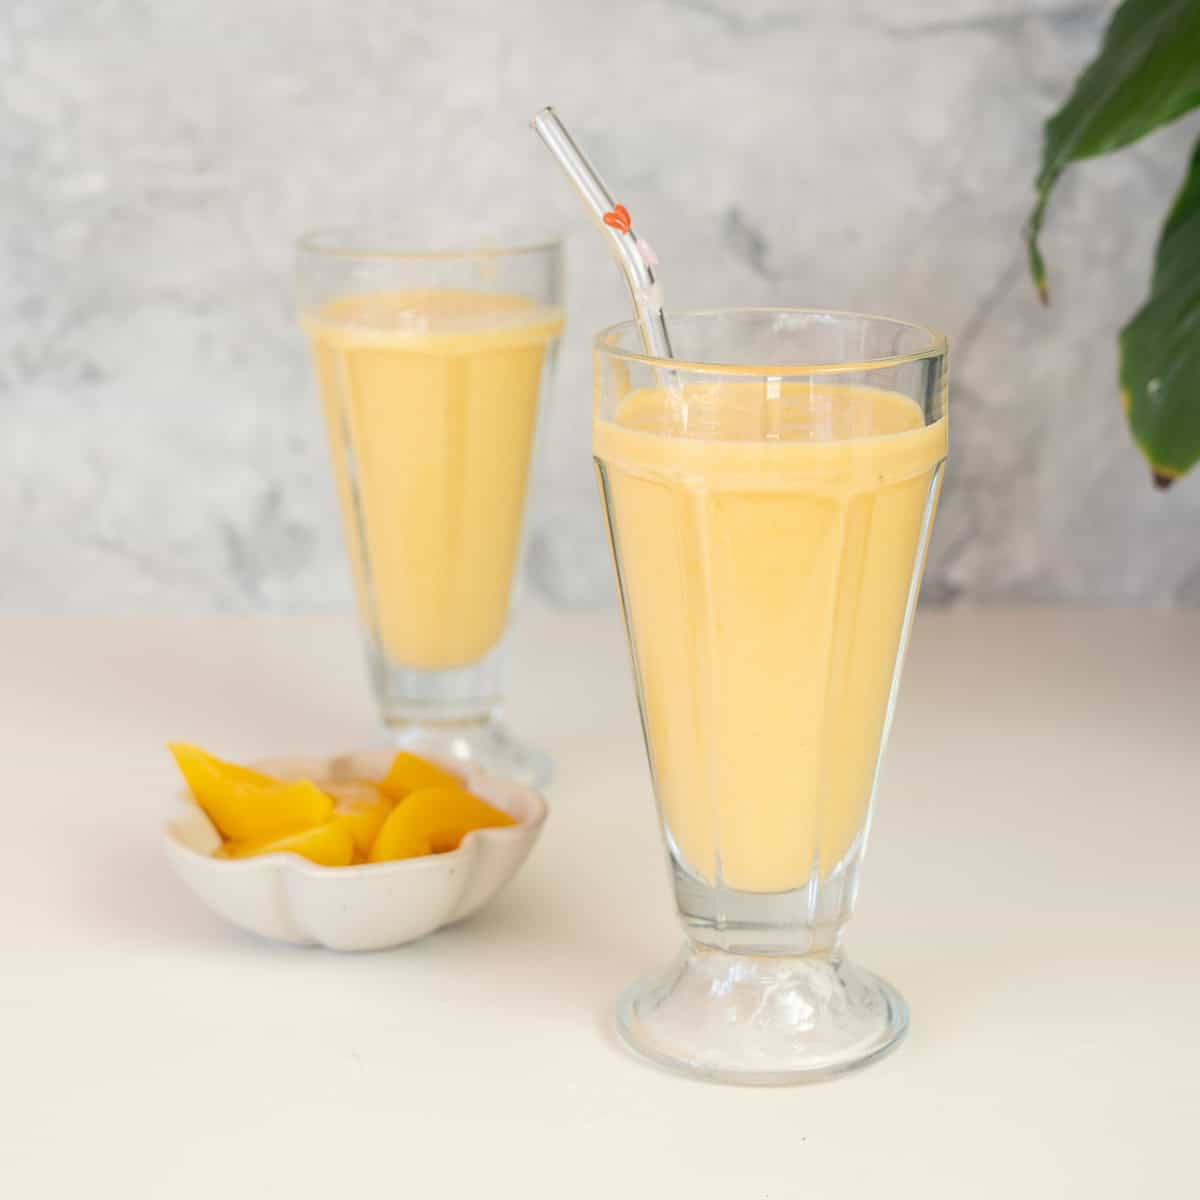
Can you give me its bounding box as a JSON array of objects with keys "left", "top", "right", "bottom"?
[
  {"left": 594, "top": 309, "right": 948, "bottom": 1083},
  {"left": 297, "top": 233, "right": 563, "bottom": 784}
]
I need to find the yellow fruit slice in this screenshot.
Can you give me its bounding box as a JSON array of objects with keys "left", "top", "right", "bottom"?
[
  {"left": 368, "top": 786, "right": 517, "bottom": 863},
  {"left": 171, "top": 742, "right": 277, "bottom": 789},
  {"left": 327, "top": 782, "right": 393, "bottom": 858},
  {"left": 218, "top": 820, "right": 355, "bottom": 867},
  {"left": 377, "top": 752, "right": 463, "bottom": 803},
  {"left": 169, "top": 743, "right": 333, "bottom": 841}
]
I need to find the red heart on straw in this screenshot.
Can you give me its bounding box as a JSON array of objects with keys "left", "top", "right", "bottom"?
[{"left": 603, "top": 204, "right": 631, "bottom": 234}]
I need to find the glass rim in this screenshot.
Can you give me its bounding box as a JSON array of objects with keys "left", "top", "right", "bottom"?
[
  {"left": 594, "top": 308, "right": 947, "bottom": 377},
  {"left": 297, "top": 226, "right": 562, "bottom": 262}
]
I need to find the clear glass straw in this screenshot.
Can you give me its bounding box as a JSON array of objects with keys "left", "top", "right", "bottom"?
[{"left": 530, "top": 107, "right": 674, "bottom": 360}]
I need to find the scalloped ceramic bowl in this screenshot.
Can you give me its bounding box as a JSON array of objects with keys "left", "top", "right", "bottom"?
[{"left": 164, "top": 750, "right": 547, "bottom": 951}]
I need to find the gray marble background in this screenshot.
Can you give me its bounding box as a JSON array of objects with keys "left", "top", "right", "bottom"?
[{"left": 4, "top": 0, "right": 1199, "bottom": 612}]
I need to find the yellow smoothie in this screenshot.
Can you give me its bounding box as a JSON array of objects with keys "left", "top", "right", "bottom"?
[
  {"left": 594, "top": 382, "right": 946, "bottom": 893},
  {"left": 304, "top": 291, "right": 562, "bottom": 670}
]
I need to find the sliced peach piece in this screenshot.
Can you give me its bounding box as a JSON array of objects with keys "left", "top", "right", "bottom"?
[
  {"left": 368, "top": 786, "right": 517, "bottom": 863},
  {"left": 218, "top": 820, "right": 355, "bottom": 867},
  {"left": 169, "top": 743, "right": 333, "bottom": 841},
  {"left": 327, "top": 782, "right": 393, "bottom": 858},
  {"left": 377, "top": 752, "right": 463, "bottom": 803}
]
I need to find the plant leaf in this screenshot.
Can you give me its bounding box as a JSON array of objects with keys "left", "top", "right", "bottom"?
[
  {"left": 1120, "top": 133, "right": 1200, "bottom": 483},
  {"left": 1027, "top": 0, "right": 1200, "bottom": 301}
]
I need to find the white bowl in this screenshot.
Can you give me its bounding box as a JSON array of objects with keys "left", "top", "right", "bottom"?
[{"left": 164, "top": 750, "right": 547, "bottom": 951}]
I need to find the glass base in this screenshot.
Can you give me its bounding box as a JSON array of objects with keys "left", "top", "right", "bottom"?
[
  {"left": 616, "top": 943, "right": 908, "bottom": 1086},
  {"left": 387, "top": 716, "right": 552, "bottom": 788}
]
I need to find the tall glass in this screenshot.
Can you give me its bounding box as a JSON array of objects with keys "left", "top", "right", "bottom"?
[
  {"left": 297, "top": 232, "right": 563, "bottom": 784},
  {"left": 594, "top": 309, "right": 948, "bottom": 1083}
]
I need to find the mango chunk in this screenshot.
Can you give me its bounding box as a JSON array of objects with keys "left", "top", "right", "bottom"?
[
  {"left": 218, "top": 820, "right": 355, "bottom": 867},
  {"left": 369, "top": 786, "right": 517, "bottom": 863},
  {"left": 377, "top": 752, "right": 463, "bottom": 803},
  {"left": 327, "top": 782, "right": 393, "bottom": 858},
  {"left": 169, "top": 742, "right": 333, "bottom": 841}
]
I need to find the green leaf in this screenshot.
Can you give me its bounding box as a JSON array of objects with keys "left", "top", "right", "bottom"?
[
  {"left": 1026, "top": 0, "right": 1200, "bottom": 301},
  {"left": 1120, "top": 133, "right": 1200, "bottom": 484}
]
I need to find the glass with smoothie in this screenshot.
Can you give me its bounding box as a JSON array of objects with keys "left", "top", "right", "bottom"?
[
  {"left": 594, "top": 309, "right": 947, "bottom": 1083},
  {"left": 297, "top": 234, "right": 563, "bottom": 784}
]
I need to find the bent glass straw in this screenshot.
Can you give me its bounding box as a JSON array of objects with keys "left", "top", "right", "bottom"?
[{"left": 530, "top": 107, "right": 674, "bottom": 360}]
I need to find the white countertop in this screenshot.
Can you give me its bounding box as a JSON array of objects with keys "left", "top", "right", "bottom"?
[{"left": 4, "top": 608, "right": 1197, "bottom": 1195}]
